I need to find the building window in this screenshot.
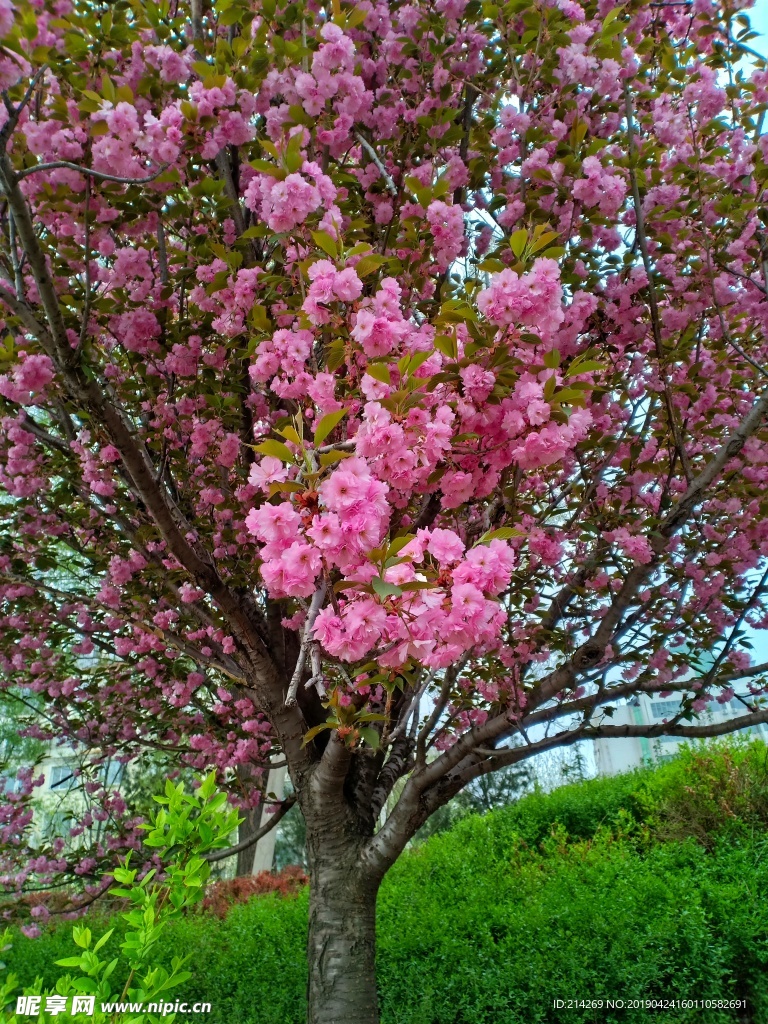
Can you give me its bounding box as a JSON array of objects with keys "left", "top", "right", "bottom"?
[
  {"left": 49, "top": 765, "right": 74, "bottom": 790},
  {"left": 103, "top": 761, "right": 124, "bottom": 786},
  {"left": 650, "top": 700, "right": 682, "bottom": 719}
]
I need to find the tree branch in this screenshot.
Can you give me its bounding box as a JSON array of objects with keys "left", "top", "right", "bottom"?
[
  {"left": 204, "top": 795, "right": 296, "bottom": 862},
  {"left": 15, "top": 161, "right": 170, "bottom": 184},
  {"left": 624, "top": 85, "right": 693, "bottom": 482},
  {"left": 355, "top": 132, "right": 398, "bottom": 197}
]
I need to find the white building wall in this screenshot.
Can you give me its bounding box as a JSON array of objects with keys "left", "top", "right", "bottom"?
[{"left": 593, "top": 694, "right": 768, "bottom": 776}]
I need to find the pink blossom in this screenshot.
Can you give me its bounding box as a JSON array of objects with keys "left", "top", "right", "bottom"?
[
  {"left": 0, "top": 354, "right": 55, "bottom": 404},
  {"left": 262, "top": 541, "right": 322, "bottom": 598},
  {"left": 351, "top": 310, "right": 409, "bottom": 357},
  {"left": 319, "top": 460, "right": 375, "bottom": 512},
  {"left": 441, "top": 470, "right": 474, "bottom": 509},
  {"left": 426, "top": 200, "right": 465, "bottom": 270},
  {"left": 245, "top": 172, "right": 324, "bottom": 233},
  {"left": 249, "top": 456, "right": 288, "bottom": 491},
  {"left": 572, "top": 156, "right": 627, "bottom": 217},
  {"left": 426, "top": 528, "right": 465, "bottom": 565},
  {"left": 477, "top": 258, "right": 565, "bottom": 341},
  {"left": 453, "top": 540, "right": 515, "bottom": 595},
  {"left": 246, "top": 502, "right": 303, "bottom": 544},
  {"left": 460, "top": 364, "right": 495, "bottom": 403},
  {"left": 526, "top": 399, "right": 550, "bottom": 426},
  {"left": 614, "top": 528, "right": 654, "bottom": 565}
]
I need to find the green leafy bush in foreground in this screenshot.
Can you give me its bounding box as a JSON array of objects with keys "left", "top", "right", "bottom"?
[
  {"left": 7, "top": 741, "right": 768, "bottom": 1024},
  {"left": 2, "top": 774, "right": 241, "bottom": 1022}
]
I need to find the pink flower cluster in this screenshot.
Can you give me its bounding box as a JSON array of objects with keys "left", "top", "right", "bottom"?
[
  {"left": 244, "top": 443, "right": 518, "bottom": 666},
  {"left": 350, "top": 278, "right": 415, "bottom": 357},
  {"left": 246, "top": 457, "right": 390, "bottom": 598},
  {"left": 612, "top": 528, "right": 654, "bottom": 565},
  {"left": 303, "top": 259, "right": 364, "bottom": 324},
  {"left": 312, "top": 530, "right": 516, "bottom": 668},
  {"left": 0, "top": 353, "right": 54, "bottom": 405},
  {"left": 249, "top": 327, "right": 314, "bottom": 400},
  {"left": 244, "top": 158, "right": 337, "bottom": 234},
  {"left": 426, "top": 200, "right": 465, "bottom": 270},
  {"left": 293, "top": 23, "right": 369, "bottom": 123},
  {"left": 572, "top": 156, "right": 628, "bottom": 217},
  {"left": 189, "top": 263, "right": 265, "bottom": 338},
  {"left": 477, "top": 258, "right": 565, "bottom": 343},
  {"left": 355, "top": 400, "right": 454, "bottom": 494}
]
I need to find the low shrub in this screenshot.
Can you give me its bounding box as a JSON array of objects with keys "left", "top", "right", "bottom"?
[
  {"left": 6, "top": 742, "right": 768, "bottom": 1023},
  {"left": 201, "top": 866, "right": 308, "bottom": 918}
]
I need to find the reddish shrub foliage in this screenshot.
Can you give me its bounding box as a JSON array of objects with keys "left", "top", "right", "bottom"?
[{"left": 201, "top": 867, "right": 308, "bottom": 918}]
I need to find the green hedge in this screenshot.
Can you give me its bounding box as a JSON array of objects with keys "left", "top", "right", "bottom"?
[{"left": 7, "top": 742, "right": 768, "bottom": 1024}]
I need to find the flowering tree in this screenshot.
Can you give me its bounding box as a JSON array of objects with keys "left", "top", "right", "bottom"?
[{"left": 1, "top": 0, "right": 768, "bottom": 1018}]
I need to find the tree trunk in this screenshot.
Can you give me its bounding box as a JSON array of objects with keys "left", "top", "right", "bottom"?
[{"left": 306, "top": 833, "right": 380, "bottom": 1024}]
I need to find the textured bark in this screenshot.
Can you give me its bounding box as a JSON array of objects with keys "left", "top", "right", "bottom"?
[{"left": 306, "top": 830, "right": 380, "bottom": 1024}]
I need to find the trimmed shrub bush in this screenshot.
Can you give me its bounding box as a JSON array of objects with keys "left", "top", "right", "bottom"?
[{"left": 7, "top": 742, "right": 768, "bottom": 1023}]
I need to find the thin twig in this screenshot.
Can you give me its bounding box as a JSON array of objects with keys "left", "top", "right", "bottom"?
[
  {"left": 77, "top": 176, "right": 91, "bottom": 350},
  {"left": 204, "top": 795, "right": 297, "bottom": 862},
  {"left": 286, "top": 583, "right": 326, "bottom": 707},
  {"left": 0, "top": 66, "right": 48, "bottom": 148},
  {"left": 14, "top": 161, "right": 171, "bottom": 184},
  {"left": 624, "top": 85, "right": 694, "bottom": 483},
  {"left": 7, "top": 211, "right": 22, "bottom": 299},
  {"left": 355, "top": 132, "right": 398, "bottom": 197}
]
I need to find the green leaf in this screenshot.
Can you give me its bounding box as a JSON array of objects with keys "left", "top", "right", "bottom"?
[
  {"left": 406, "top": 350, "right": 432, "bottom": 375},
  {"left": 510, "top": 229, "right": 528, "bottom": 258},
  {"left": 112, "top": 868, "right": 135, "bottom": 884},
  {"left": 479, "top": 527, "right": 524, "bottom": 543},
  {"left": 602, "top": 4, "right": 625, "bottom": 29},
  {"left": 250, "top": 304, "right": 271, "bottom": 333},
  {"left": 364, "top": 363, "right": 391, "bottom": 385},
  {"left": 72, "top": 978, "right": 98, "bottom": 994},
  {"left": 279, "top": 424, "right": 303, "bottom": 446},
  {"left": 72, "top": 926, "right": 91, "bottom": 949},
  {"left": 314, "top": 409, "right": 348, "bottom": 446},
  {"left": 372, "top": 577, "right": 403, "bottom": 600},
  {"left": 253, "top": 439, "right": 295, "bottom": 462},
  {"left": 284, "top": 132, "right": 303, "bottom": 173},
  {"left": 342, "top": 5, "right": 368, "bottom": 28},
  {"left": 567, "top": 358, "right": 603, "bottom": 376},
  {"left": 434, "top": 335, "right": 457, "bottom": 359},
  {"left": 162, "top": 970, "right": 193, "bottom": 990},
  {"left": 551, "top": 387, "right": 587, "bottom": 406},
  {"left": 354, "top": 254, "right": 388, "bottom": 278},
  {"left": 198, "top": 772, "right": 217, "bottom": 800},
  {"left": 387, "top": 534, "right": 415, "bottom": 557},
  {"left": 310, "top": 231, "right": 338, "bottom": 259},
  {"left": 319, "top": 449, "right": 353, "bottom": 467},
  {"left": 55, "top": 956, "right": 86, "bottom": 968},
  {"left": 358, "top": 726, "right": 380, "bottom": 749},
  {"left": 325, "top": 339, "right": 346, "bottom": 372},
  {"left": 529, "top": 229, "right": 560, "bottom": 254},
  {"left": 477, "top": 258, "right": 506, "bottom": 273},
  {"left": 301, "top": 722, "right": 334, "bottom": 747},
  {"left": 93, "top": 928, "right": 114, "bottom": 953}
]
